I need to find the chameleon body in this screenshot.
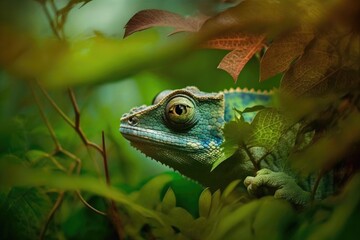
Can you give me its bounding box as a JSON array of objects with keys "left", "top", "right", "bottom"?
[{"left": 120, "top": 87, "right": 332, "bottom": 205}]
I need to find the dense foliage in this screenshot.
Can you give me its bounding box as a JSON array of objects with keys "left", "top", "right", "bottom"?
[{"left": 0, "top": 0, "right": 359, "bottom": 239}]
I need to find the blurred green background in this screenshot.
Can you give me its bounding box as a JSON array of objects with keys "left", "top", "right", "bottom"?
[
  {"left": 0, "top": 0, "right": 280, "bottom": 185},
  {"left": 0, "top": 1, "right": 287, "bottom": 239}
]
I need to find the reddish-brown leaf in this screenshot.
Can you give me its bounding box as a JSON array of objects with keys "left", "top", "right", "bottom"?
[
  {"left": 260, "top": 27, "right": 315, "bottom": 82},
  {"left": 203, "top": 32, "right": 263, "bottom": 50},
  {"left": 280, "top": 31, "right": 339, "bottom": 96},
  {"left": 216, "top": 34, "right": 265, "bottom": 82},
  {"left": 124, "top": 9, "right": 207, "bottom": 38}
]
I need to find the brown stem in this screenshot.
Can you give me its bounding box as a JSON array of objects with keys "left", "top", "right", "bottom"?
[
  {"left": 310, "top": 170, "right": 325, "bottom": 202},
  {"left": 242, "top": 143, "right": 260, "bottom": 171},
  {"left": 40, "top": 191, "right": 65, "bottom": 240},
  {"left": 31, "top": 82, "right": 62, "bottom": 150},
  {"left": 76, "top": 191, "right": 107, "bottom": 216},
  {"left": 102, "top": 131, "right": 111, "bottom": 185},
  {"left": 37, "top": 82, "right": 74, "bottom": 127},
  {"left": 68, "top": 88, "right": 103, "bottom": 153},
  {"left": 39, "top": 1, "right": 61, "bottom": 39},
  {"left": 102, "top": 131, "right": 125, "bottom": 239}
]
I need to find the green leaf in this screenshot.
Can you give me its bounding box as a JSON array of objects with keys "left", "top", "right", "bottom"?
[
  {"left": 222, "top": 180, "right": 241, "bottom": 200},
  {"left": 252, "top": 197, "right": 296, "bottom": 240},
  {"left": 0, "top": 160, "right": 164, "bottom": 225},
  {"left": 212, "top": 119, "right": 253, "bottom": 170},
  {"left": 241, "top": 105, "right": 268, "bottom": 114},
  {"left": 198, "top": 188, "right": 212, "bottom": 218},
  {"left": 209, "top": 189, "right": 221, "bottom": 216},
  {"left": 133, "top": 174, "right": 173, "bottom": 209},
  {"left": 161, "top": 187, "right": 176, "bottom": 213},
  {"left": 0, "top": 27, "right": 196, "bottom": 88},
  {"left": 0, "top": 187, "right": 52, "bottom": 240},
  {"left": 248, "top": 108, "right": 290, "bottom": 150},
  {"left": 211, "top": 199, "right": 262, "bottom": 239},
  {"left": 224, "top": 120, "right": 253, "bottom": 146}
]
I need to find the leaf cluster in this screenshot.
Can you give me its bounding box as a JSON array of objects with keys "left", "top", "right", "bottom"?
[{"left": 213, "top": 107, "right": 292, "bottom": 170}]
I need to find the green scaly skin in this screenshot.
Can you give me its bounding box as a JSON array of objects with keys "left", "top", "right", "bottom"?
[{"left": 120, "top": 86, "right": 332, "bottom": 205}]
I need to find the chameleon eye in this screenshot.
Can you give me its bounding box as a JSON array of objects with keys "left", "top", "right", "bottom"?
[{"left": 165, "top": 96, "right": 196, "bottom": 129}]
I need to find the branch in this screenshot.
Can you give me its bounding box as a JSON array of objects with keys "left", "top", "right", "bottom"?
[
  {"left": 40, "top": 191, "right": 65, "bottom": 240},
  {"left": 102, "top": 131, "right": 125, "bottom": 239},
  {"left": 31, "top": 83, "right": 61, "bottom": 149}
]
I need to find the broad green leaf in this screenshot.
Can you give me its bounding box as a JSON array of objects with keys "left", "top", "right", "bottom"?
[
  {"left": 0, "top": 160, "right": 164, "bottom": 224},
  {"left": 0, "top": 26, "right": 195, "bottom": 88},
  {"left": 0, "top": 187, "right": 52, "bottom": 240},
  {"left": 198, "top": 188, "right": 211, "bottom": 218},
  {"left": 248, "top": 108, "right": 290, "bottom": 150},
  {"left": 252, "top": 197, "right": 296, "bottom": 240}
]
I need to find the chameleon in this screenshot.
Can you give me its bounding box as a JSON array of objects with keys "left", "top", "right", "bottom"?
[{"left": 120, "top": 86, "right": 333, "bottom": 205}]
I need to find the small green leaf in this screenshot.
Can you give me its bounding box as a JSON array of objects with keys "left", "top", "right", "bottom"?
[
  {"left": 167, "top": 207, "right": 195, "bottom": 231},
  {"left": 240, "top": 105, "right": 267, "bottom": 114},
  {"left": 212, "top": 200, "right": 262, "bottom": 239},
  {"left": 199, "top": 188, "right": 212, "bottom": 218},
  {"left": 212, "top": 119, "right": 253, "bottom": 170},
  {"left": 134, "top": 174, "right": 173, "bottom": 209},
  {"left": 222, "top": 180, "right": 241, "bottom": 200},
  {"left": 209, "top": 189, "right": 221, "bottom": 216},
  {"left": 161, "top": 187, "right": 176, "bottom": 213},
  {"left": 248, "top": 108, "right": 290, "bottom": 150},
  {"left": 211, "top": 147, "right": 237, "bottom": 171}
]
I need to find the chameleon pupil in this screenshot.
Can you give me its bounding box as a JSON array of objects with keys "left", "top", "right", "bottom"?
[{"left": 175, "top": 105, "right": 185, "bottom": 115}]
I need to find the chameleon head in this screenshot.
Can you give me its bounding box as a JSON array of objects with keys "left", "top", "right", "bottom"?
[{"left": 119, "top": 86, "right": 225, "bottom": 178}]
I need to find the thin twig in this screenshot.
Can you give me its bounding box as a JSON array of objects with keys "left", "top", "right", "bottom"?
[
  {"left": 37, "top": 82, "right": 74, "bottom": 127},
  {"left": 31, "top": 82, "right": 62, "bottom": 150},
  {"left": 40, "top": 1, "right": 61, "bottom": 39},
  {"left": 68, "top": 88, "right": 81, "bottom": 128},
  {"left": 68, "top": 88, "right": 103, "bottom": 153},
  {"left": 242, "top": 143, "right": 260, "bottom": 171},
  {"left": 102, "top": 131, "right": 111, "bottom": 185},
  {"left": 40, "top": 191, "right": 65, "bottom": 240},
  {"left": 33, "top": 82, "right": 107, "bottom": 218},
  {"left": 102, "top": 131, "right": 125, "bottom": 239},
  {"left": 76, "top": 191, "right": 107, "bottom": 216},
  {"left": 310, "top": 170, "right": 325, "bottom": 202}
]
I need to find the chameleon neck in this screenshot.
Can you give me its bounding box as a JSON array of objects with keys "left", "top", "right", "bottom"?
[{"left": 223, "top": 89, "right": 272, "bottom": 122}]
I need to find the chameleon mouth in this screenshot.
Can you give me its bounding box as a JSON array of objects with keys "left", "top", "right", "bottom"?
[{"left": 119, "top": 125, "right": 202, "bottom": 152}]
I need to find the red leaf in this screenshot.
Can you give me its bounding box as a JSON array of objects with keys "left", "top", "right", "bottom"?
[
  {"left": 215, "top": 34, "right": 265, "bottom": 82},
  {"left": 124, "top": 9, "right": 207, "bottom": 38},
  {"left": 260, "top": 28, "right": 315, "bottom": 82},
  {"left": 203, "top": 32, "right": 263, "bottom": 50}
]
